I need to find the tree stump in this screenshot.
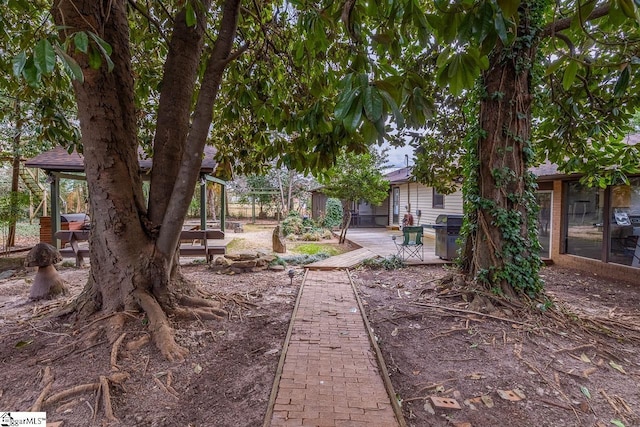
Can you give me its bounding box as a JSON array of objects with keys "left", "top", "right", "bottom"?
[{"left": 272, "top": 225, "right": 286, "bottom": 254}]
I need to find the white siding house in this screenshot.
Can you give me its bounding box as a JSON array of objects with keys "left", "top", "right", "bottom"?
[{"left": 385, "top": 167, "right": 463, "bottom": 237}]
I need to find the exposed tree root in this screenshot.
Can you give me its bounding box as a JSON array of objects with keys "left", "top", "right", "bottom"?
[
  {"left": 410, "top": 301, "right": 536, "bottom": 327},
  {"left": 78, "top": 310, "right": 138, "bottom": 334},
  {"left": 98, "top": 375, "right": 119, "bottom": 423},
  {"left": 153, "top": 375, "right": 178, "bottom": 400},
  {"left": 134, "top": 288, "right": 188, "bottom": 362},
  {"left": 45, "top": 383, "right": 100, "bottom": 406},
  {"left": 173, "top": 306, "right": 227, "bottom": 320},
  {"left": 30, "top": 366, "right": 54, "bottom": 412},
  {"left": 175, "top": 294, "right": 228, "bottom": 319},
  {"left": 125, "top": 334, "right": 150, "bottom": 352},
  {"left": 105, "top": 313, "right": 127, "bottom": 344},
  {"left": 179, "top": 294, "right": 222, "bottom": 308},
  {"left": 43, "top": 372, "right": 129, "bottom": 407},
  {"left": 110, "top": 332, "right": 127, "bottom": 371},
  {"left": 55, "top": 399, "right": 80, "bottom": 414},
  {"left": 165, "top": 370, "right": 178, "bottom": 396}
]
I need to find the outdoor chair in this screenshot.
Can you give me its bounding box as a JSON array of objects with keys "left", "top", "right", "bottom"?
[{"left": 392, "top": 226, "right": 424, "bottom": 261}]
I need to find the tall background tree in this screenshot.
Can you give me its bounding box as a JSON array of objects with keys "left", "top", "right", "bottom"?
[
  {"left": 320, "top": 150, "right": 389, "bottom": 244},
  {"left": 1, "top": 2, "right": 79, "bottom": 248}
]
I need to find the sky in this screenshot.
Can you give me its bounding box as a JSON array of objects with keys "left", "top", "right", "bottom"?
[{"left": 379, "top": 142, "right": 414, "bottom": 171}]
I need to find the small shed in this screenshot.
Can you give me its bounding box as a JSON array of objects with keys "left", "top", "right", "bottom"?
[{"left": 25, "top": 145, "right": 226, "bottom": 247}]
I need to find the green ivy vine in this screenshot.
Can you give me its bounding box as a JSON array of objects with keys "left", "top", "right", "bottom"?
[{"left": 459, "top": 0, "right": 548, "bottom": 298}]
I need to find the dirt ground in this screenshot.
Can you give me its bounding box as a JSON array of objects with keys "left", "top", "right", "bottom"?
[
  {"left": 1, "top": 226, "right": 639, "bottom": 427},
  {"left": 355, "top": 266, "right": 640, "bottom": 427}
]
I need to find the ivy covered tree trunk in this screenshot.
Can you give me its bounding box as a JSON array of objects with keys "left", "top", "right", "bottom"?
[
  {"left": 461, "top": 1, "right": 543, "bottom": 299},
  {"left": 52, "top": 0, "right": 239, "bottom": 361}
]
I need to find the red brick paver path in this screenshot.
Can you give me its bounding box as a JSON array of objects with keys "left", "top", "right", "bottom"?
[{"left": 267, "top": 270, "right": 401, "bottom": 427}]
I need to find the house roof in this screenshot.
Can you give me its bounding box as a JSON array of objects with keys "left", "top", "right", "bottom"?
[
  {"left": 385, "top": 166, "right": 413, "bottom": 184},
  {"left": 25, "top": 145, "right": 218, "bottom": 174},
  {"left": 531, "top": 133, "right": 640, "bottom": 181},
  {"left": 529, "top": 160, "right": 563, "bottom": 181}
]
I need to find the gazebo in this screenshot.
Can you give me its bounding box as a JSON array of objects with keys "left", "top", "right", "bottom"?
[{"left": 25, "top": 145, "right": 226, "bottom": 247}]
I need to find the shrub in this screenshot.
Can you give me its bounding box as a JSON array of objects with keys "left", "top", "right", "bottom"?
[
  {"left": 281, "top": 213, "right": 304, "bottom": 236},
  {"left": 360, "top": 255, "right": 405, "bottom": 270},
  {"left": 278, "top": 253, "right": 330, "bottom": 265},
  {"left": 300, "top": 231, "right": 322, "bottom": 241},
  {"left": 321, "top": 229, "right": 334, "bottom": 239},
  {"left": 322, "top": 198, "right": 343, "bottom": 228}
]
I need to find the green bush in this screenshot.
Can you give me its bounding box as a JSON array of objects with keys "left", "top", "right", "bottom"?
[
  {"left": 321, "top": 229, "right": 334, "bottom": 239},
  {"left": 0, "top": 192, "right": 30, "bottom": 226},
  {"left": 322, "top": 198, "right": 343, "bottom": 228},
  {"left": 282, "top": 212, "right": 333, "bottom": 241},
  {"left": 300, "top": 231, "right": 322, "bottom": 241},
  {"left": 282, "top": 213, "right": 304, "bottom": 236}
]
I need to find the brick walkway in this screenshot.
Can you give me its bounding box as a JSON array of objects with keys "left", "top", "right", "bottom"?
[{"left": 265, "top": 270, "right": 401, "bottom": 427}]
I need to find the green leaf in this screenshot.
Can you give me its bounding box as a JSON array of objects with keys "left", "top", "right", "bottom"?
[
  {"left": 88, "top": 46, "right": 102, "bottom": 69},
  {"left": 363, "top": 86, "right": 383, "bottom": 122},
  {"left": 609, "top": 360, "right": 627, "bottom": 374},
  {"left": 379, "top": 89, "right": 405, "bottom": 128},
  {"left": 613, "top": 65, "right": 630, "bottom": 97},
  {"left": 562, "top": 61, "right": 578, "bottom": 90},
  {"left": 34, "top": 39, "right": 56, "bottom": 74},
  {"left": 88, "top": 32, "right": 114, "bottom": 72},
  {"left": 497, "top": 0, "right": 521, "bottom": 19},
  {"left": 343, "top": 97, "right": 363, "bottom": 133},
  {"left": 580, "top": 386, "right": 591, "bottom": 399},
  {"left": 21, "top": 57, "right": 41, "bottom": 87},
  {"left": 12, "top": 52, "right": 27, "bottom": 77},
  {"left": 494, "top": 13, "right": 509, "bottom": 44},
  {"left": 545, "top": 58, "right": 564, "bottom": 76},
  {"left": 74, "top": 31, "right": 89, "bottom": 53},
  {"left": 15, "top": 339, "right": 33, "bottom": 348},
  {"left": 578, "top": 0, "right": 598, "bottom": 25},
  {"left": 185, "top": 2, "right": 197, "bottom": 27},
  {"left": 54, "top": 45, "right": 84, "bottom": 82},
  {"left": 618, "top": 0, "right": 637, "bottom": 19},
  {"left": 334, "top": 88, "right": 357, "bottom": 121},
  {"left": 611, "top": 420, "right": 626, "bottom": 427},
  {"left": 473, "top": 2, "right": 495, "bottom": 42}
]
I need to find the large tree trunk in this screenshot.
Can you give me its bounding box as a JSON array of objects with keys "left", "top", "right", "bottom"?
[
  {"left": 52, "top": 0, "right": 241, "bottom": 361},
  {"left": 461, "top": 2, "right": 542, "bottom": 299}
]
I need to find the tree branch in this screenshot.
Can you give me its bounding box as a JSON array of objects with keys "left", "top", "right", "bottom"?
[
  {"left": 157, "top": 0, "right": 242, "bottom": 255},
  {"left": 540, "top": 4, "right": 610, "bottom": 39},
  {"left": 127, "top": 0, "right": 167, "bottom": 41},
  {"left": 550, "top": 32, "right": 575, "bottom": 56}
]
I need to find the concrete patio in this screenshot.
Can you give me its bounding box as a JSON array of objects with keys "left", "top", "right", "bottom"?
[{"left": 344, "top": 228, "right": 451, "bottom": 265}]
